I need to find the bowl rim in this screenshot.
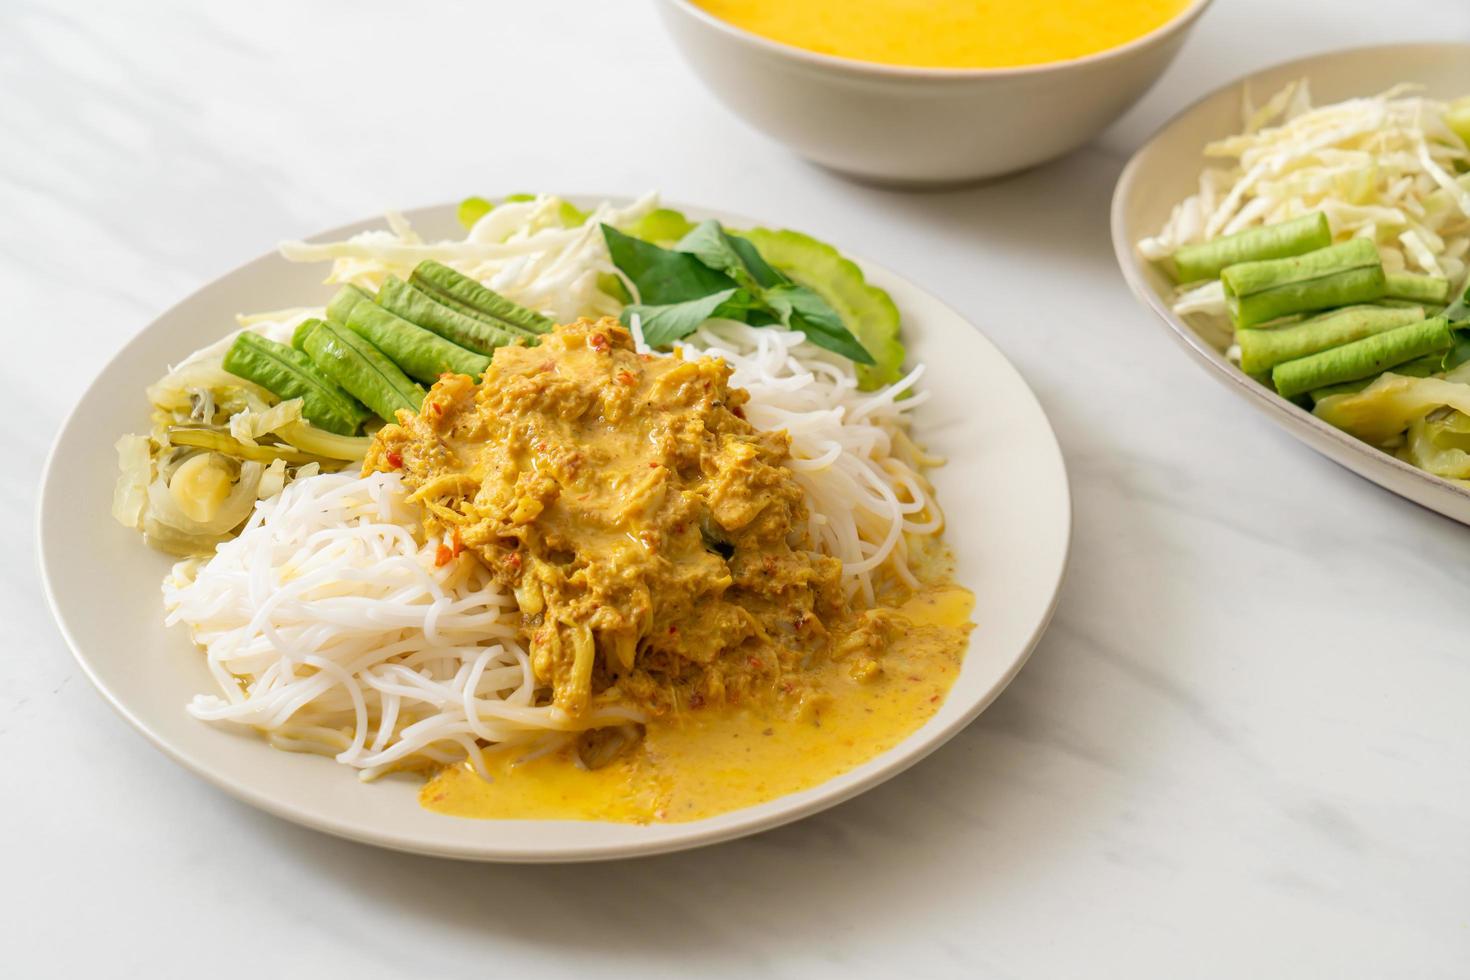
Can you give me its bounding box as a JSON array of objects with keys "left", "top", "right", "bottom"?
[
  {"left": 659, "top": 0, "right": 1214, "bottom": 80},
  {"left": 1110, "top": 41, "right": 1470, "bottom": 514}
]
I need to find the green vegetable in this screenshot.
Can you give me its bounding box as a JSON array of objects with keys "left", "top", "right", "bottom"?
[
  {"left": 1442, "top": 330, "right": 1470, "bottom": 372},
  {"left": 327, "top": 283, "right": 374, "bottom": 327},
  {"left": 602, "top": 223, "right": 875, "bottom": 366},
  {"left": 1171, "top": 212, "right": 1332, "bottom": 284},
  {"left": 457, "top": 196, "right": 494, "bottom": 230},
  {"left": 303, "top": 317, "right": 425, "bottom": 422},
  {"left": 739, "top": 227, "right": 904, "bottom": 388},
  {"left": 221, "top": 330, "right": 369, "bottom": 435},
  {"left": 1443, "top": 283, "right": 1470, "bottom": 326},
  {"left": 1447, "top": 96, "right": 1470, "bottom": 150},
  {"left": 377, "top": 276, "right": 522, "bottom": 356},
  {"left": 1402, "top": 414, "right": 1470, "bottom": 479},
  {"left": 1236, "top": 305, "right": 1423, "bottom": 375},
  {"left": 1272, "top": 316, "right": 1452, "bottom": 398},
  {"left": 343, "top": 298, "right": 491, "bottom": 385},
  {"left": 602, "top": 224, "right": 743, "bottom": 305},
  {"left": 1222, "top": 238, "right": 1386, "bottom": 328},
  {"left": 277, "top": 421, "right": 371, "bottom": 461},
  {"left": 557, "top": 199, "right": 588, "bottom": 227},
  {"left": 1384, "top": 272, "right": 1450, "bottom": 305},
  {"left": 167, "top": 426, "right": 326, "bottom": 465},
  {"left": 1316, "top": 372, "right": 1470, "bottom": 445},
  {"left": 624, "top": 208, "right": 696, "bottom": 244},
  {"left": 410, "top": 260, "right": 553, "bottom": 336},
  {"left": 1307, "top": 352, "right": 1443, "bottom": 402},
  {"left": 291, "top": 318, "right": 321, "bottom": 351},
  {"left": 630, "top": 289, "right": 746, "bottom": 348}
]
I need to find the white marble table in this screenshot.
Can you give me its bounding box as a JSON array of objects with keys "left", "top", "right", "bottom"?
[{"left": 6, "top": 1, "right": 1469, "bottom": 975}]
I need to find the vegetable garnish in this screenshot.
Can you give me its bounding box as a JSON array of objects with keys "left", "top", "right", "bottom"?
[
  {"left": 602, "top": 220, "right": 875, "bottom": 364},
  {"left": 117, "top": 193, "right": 914, "bottom": 556},
  {"left": 1137, "top": 82, "right": 1470, "bottom": 484}
]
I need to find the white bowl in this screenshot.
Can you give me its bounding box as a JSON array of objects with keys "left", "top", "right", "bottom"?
[
  {"left": 39, "top": 199, "right": 1072, "bottom": 861},
  {"left": 656, "top": 0, "right": 1212, "bottom": 185},
  {"left": 1112, "top": 43, "right": 1470, "bottom": 526}
]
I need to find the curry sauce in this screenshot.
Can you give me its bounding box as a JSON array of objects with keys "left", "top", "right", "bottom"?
[
  {"left": 365, "top": 318, "right": 970, "bottom": 823},
  {"left": 421, "top": 584, "right": 973, "bottom": 823}
]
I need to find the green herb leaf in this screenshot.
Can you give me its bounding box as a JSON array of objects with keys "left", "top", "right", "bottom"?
[
  {"left": 765, "top": 284, "right": 875, "bottom": 364},
  {"left": 675, "top": 220, "right": 755, "bottom": 283},
  {"left": 727, "top": 233, "right": 788, "bottom": 289},
  {"left": 601, "top": 224, "right": 739, "bottom": 304},
  {"left": 1444, "top": 329, "right": 1470, "bottom": 371},
  {"left": 1445, "top": 283, "right": 1470, "bottom": 326},
  {"left": 623, "top": 288, "right": 745, "bottom": 347}
]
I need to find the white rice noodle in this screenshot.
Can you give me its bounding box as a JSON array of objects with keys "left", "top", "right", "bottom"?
[
  {"left": 632, "top": 316, "right": 941, "bottom": 607},
  {"left": 165, "top": 471, "right": 640, "bottom": 779}
]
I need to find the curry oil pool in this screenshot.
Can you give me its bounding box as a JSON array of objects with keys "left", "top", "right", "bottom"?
[{"left": 422, "top": 585, "right": 974, "bottom": 823}]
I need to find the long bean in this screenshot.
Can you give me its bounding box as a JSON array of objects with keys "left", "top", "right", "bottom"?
[
  {"left": 1222, "top": 239, "right": 1385, "bottom": 328},
  {"left": 1236, "top": 305, "right": 1423, "bottom": 375},
  {"left": 1171, "top": 212, "right": 1332, "bottom": 283},
  {"left": 1272, "top": 316, "right": 1452, "bottom": 399}
]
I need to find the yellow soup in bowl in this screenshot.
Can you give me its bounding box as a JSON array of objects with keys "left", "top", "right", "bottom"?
[{"left": 691, "top": 0, "right": 1193, "bottom": 70}]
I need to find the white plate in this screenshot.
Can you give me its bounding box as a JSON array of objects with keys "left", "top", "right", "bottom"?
[
  {"left": 1112, "top": 43, "right": 1470, "bottom": 525},
  {"left": 38, "top": 201, "right": 1070, "bottom": 862}
]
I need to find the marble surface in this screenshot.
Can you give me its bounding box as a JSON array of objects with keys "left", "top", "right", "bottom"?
[{"left": 6, "top": 1, "right": 1470, "bottom": 975}]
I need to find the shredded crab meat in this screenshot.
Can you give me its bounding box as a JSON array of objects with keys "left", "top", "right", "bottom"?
[{"left": 1139, "top": 81, "right": 1470, "bottom": 324}]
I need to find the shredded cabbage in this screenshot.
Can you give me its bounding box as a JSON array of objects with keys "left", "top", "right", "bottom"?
[
  {"left": 1140, "top": 81, "right": 1470, "bottom": 320},
  {"left": 278, "top": 193, "right": 661, "bottom": 324}
]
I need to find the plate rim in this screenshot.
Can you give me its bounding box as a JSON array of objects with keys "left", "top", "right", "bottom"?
[
  {"left": 1110, "top": 41, "right": 1470, "bottom": 520},
  {"left": 38, "top": 198, "right": 1071, "bottom": 861}
]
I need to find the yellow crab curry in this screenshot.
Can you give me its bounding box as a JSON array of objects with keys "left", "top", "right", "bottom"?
[{"left": 365, "top": 319, "right": 972, "bottom": 822}]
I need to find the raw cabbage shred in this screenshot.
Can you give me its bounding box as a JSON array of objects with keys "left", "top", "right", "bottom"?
[{"left": 1141, "top": 81, "right": 1470, "bottom": 320}]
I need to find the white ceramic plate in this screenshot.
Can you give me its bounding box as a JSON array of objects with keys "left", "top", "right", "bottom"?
[
  {"left": 1112, "top": 43, "right": 1470, "bottom": 525},
  {"left": 38, "top": 201, "right": 1071, "bottom": 862}
]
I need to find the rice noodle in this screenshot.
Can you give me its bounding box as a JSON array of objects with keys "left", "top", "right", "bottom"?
[{"left": 165, "top": 471, "right": 639, "bottom": 779}]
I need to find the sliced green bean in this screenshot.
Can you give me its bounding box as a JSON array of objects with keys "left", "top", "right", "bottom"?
[
  {"left": 1171, "top": 212, "right": 1332, "bottom": 284},
  {"left": 1273, "top": 316, "right": 1451, "bottom": 399},
  {"left": 1222, "top": 238, "right": 1386, "bottom": 328},
  {"left": 411, "top": 260, "right": 553, "bottom": 335},
  {"left": 221, "top": 330, "right": 369, "bottom": 435},
  {"left": 1384, "top": 272, "right": 1451, "bottom": 305},
  {"left": 1307, "top": 353, "right": 1444, "bottom": 403},
  {"left": 377, "top": 276, "right": 521, "bottom": 355},
  {"left": 326, "top": 284, "right": 374, "bottom": 327},
  {"left": 1236, "top": 305, "right": 1423, "bottom": 376},
  {"left": 344, "top": 299, "right": 491, "bottom": 385},
  {"left": 303, "top": 318, "right": 425, "bottom": 423}
]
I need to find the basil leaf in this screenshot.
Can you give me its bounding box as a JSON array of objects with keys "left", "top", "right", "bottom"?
[
  {"left": 728, "top": 233, "right": 788, "bottom": 289},
  {"left": 675, "top": 221, "right": 788, "bottom": 291},
  {"left": 601, "top": 224, "right": 738, "bottom": 304},
  {"left": 765, "top": 284, "right": 875, "bottom": 364},
  {"left": 675, "top": 220, "right": 752, "bottom": 282},
  {"left": 622, "top": 288, "right": 745, "bottom": 347}
]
